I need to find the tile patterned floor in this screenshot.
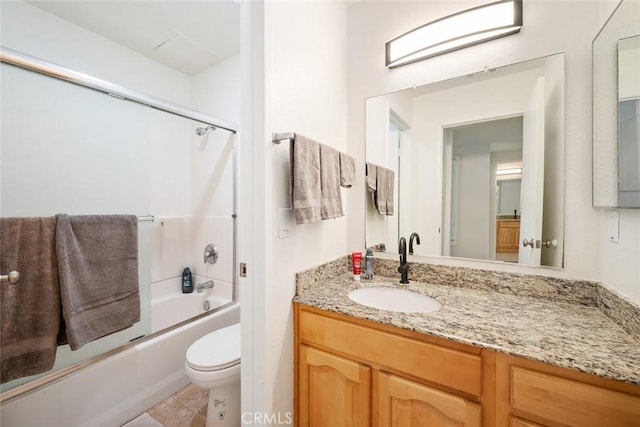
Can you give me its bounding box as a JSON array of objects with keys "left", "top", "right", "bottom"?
[{"left": 122, "top": 384, "right": 208, "bottom": 427}]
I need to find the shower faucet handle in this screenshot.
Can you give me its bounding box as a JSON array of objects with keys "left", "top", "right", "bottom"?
[{"left": 204, "top": 243, "right": 218, "bottom": 264}]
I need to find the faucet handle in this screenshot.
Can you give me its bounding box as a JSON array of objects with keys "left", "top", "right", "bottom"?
[{"left": 204, "top": 243, "right": 218, "bottom": 264}]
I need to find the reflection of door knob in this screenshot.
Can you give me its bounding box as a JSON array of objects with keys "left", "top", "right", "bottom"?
[
  {"left": 542, "top": 239, "right": 558, "bottom": 248},
  {"left": 523, "top": 239, "right": 535, "bottom": 248},
  {"left": 1, "top": 270, "right": 20, "bottom": 284}
]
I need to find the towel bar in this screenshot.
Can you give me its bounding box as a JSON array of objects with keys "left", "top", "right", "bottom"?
[
  {"left": 272, "top": 132, "right": 295, "bottom": 144},
  {"left": 1, "top": 270, "right": 20, "bottom": 284}
]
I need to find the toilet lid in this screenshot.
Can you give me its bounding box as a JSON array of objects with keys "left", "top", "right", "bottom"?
[{"left": 186, "top": 323, "right": 240, "bottom": 371}]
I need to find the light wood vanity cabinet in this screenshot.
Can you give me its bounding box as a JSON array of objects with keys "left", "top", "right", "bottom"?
[
  {"left": 496, "top": 353, "right": 640, "bottom": 427},
  {"left": 496, "top": 220, "right": 521, "bottom": 253},
  {"left": 294, "top": 303, "right": 640, "bottom": 427},
  {"left": 295, "top": 304, "right": 489, "bottom": 426}
]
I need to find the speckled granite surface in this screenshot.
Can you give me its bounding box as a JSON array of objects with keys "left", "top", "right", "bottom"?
[{"left": 294, "top": 257, "right": 640, "bottom": 385}]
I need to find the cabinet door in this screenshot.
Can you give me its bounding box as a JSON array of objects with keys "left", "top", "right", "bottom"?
[
  {"left": 375, "top": 371, "right": 481, "bottom": 427},
  {"left": 496, "top": 221, "right": 521, "bottom": 253},
  {"left": 298, "top": 345, "right": 370, "bottom": 427}
]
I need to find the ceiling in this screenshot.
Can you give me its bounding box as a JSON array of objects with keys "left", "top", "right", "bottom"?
[{"left": 27, "top": 0, "right": 241, "bottom": 75}]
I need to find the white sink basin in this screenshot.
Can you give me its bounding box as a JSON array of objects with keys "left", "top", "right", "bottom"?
[{"left": 348, "top": 287, "right": 441, "bottom": 313}]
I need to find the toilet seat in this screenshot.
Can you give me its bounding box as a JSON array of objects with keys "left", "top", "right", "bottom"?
[{"left": 186, "top": 323, "right": 240, "bottom": 372}]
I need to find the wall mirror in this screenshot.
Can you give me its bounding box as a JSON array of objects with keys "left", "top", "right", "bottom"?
[
  {"left": 593, "top": 0, "right": 640, "bottom": 208},
  {"left": 365, "top": 53, "right": 565, "bottom": 268}
]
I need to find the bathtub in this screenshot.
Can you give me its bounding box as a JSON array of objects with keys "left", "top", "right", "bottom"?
[
  {"left": 150, "top": 275, "right": 232, "bottom": 333},
  {"left": 0, "top": 289, "right": 239, "bottom": 427}
]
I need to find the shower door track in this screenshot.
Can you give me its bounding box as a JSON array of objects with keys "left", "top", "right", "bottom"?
[{"left": 0, "top": 46, "right": 238, "bottom": 134}]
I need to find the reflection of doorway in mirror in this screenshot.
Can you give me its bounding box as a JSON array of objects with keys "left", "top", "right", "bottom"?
[
  {"left": 442, "top": 116, "right": 523, "bottom": 263},
  {"left": 495, "top": 161, "right": 523, "bottom": 263}
]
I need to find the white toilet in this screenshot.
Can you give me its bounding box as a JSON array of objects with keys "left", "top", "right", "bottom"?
[{"left": 185, "top": 323, "right": 241, "bottom": 427}]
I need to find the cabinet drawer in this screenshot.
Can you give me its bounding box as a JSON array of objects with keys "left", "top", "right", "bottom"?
[
  {"left": 299, "top": 309, "right": 482, "bottom": 396},
  {"left": 511, "top": 366, "right": 640, "bottom": 426}
]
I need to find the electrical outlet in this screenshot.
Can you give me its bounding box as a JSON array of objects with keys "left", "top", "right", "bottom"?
[{"left": 278, "top": 208, "right": 292, "bottom": 239}]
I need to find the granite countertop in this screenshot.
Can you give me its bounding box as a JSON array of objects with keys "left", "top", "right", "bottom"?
[{"left": 294, "top": 270, "right": 640, "bottom": 386}]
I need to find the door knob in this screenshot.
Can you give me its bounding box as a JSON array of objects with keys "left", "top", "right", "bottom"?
[
  {"left": 523, "top": 239, "right": 535, "bottom": 248},
  {"left": 1, "top": 270, "right": 20, "bottom": 284},
  {"left": 542, "top": 239, "right": 558, "bottom": 248}
]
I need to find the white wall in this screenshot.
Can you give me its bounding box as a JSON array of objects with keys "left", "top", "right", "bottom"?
[
  {"left": 347, "top": 1, "right": 640, "bottom": 303},
  {"left": 258, "top": 0, "right": 349, "bottom": 419}
]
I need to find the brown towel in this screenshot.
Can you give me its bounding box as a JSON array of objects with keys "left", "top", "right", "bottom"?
[
  {"left": 1, "top": 217, "right": 60, "bottom": 384},
  {"left": 55, "top": 214, "right": 140, "bottom": 350},
  {"left": 339, "top": 152, "right": 356, "bottom": 188},
  {"left": 386, "top": 168, "right": 395, "bottom": 215},
  {"left": 320, "top": 144, "right": 344, "bottom": 220},
  {"left": 376, "top": 166, "right": 388, "bottom": 215},
  {"left": 290, "top": 135, "right": 322, "bottom": 224}
]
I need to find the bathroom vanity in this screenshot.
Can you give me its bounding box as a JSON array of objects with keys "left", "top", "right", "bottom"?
[{"left": 293, "top": 258, "right": 640, "bottom": 426}]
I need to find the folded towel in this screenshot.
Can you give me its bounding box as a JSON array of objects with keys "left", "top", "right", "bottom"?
[
  {"left": 1, "top": 217, "right": 61, "bottom": 384},
  {"left": 290, "top": 135, "right": 322, "bottom": 224},
  {"left": 320, "top": 144, "right": 344, "bottom": 220},
  {"left": 366, "top": 163, "right": 377, "bottom": 192},
  {"left": 386, "top": 168, "right": 395, "bottom": 215},
  {"left": 55, "top": 214, "right": 140, "bottom": 350},
  {"left": 376, "top": 166, "right": 388, "bottom": 215},
  {"left": 366, "top": 163, "right": 378, "bottom": 209},
  {"left": 339, "top": 152, "right": 356, "bottom": 188}
]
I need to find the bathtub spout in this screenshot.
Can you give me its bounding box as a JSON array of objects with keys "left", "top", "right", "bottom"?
[{"left": 196, "top": 280, "right": 215, "bottom": 293}]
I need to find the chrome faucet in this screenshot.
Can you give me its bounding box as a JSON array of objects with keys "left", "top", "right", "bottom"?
[
  {"left": 398, "top": 237, "right": 409, "bottom": 284},
  {"left": 196, "top": 280, "right": 215, "bottom": 293},
  {"left": 409, "top": 232, "right": 421, "bottom": 255}
]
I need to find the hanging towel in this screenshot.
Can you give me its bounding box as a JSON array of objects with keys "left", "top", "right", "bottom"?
[
  {"left": 386, "top": 168, "right": 395, "bottom": 215},
  {"left": 366, "top": 163, "right": 377, "bottom": 192},
  {"left": 320, "top": 144, "right": 344, "bottom": 220},
  {"left": 376, "top": 166, "right": 388, "bottom": 215},
  {"left": 55, "top": 214, "right": 140, "bottom": 350},
  {"left": 366, "top": 163, "right": 378, "bottom": 209},
  {"left": 339, "top": 152, "right": 356, "bottom": 188},
  {"left": 290, "top": 135, "right": 322, "bottom": 224},
  {"left": 1, "top": 217, "right": 61, "bottom": 384}
]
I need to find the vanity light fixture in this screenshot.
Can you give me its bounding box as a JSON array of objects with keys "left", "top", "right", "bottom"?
[{"left": 386, "top": 0, "right": 523, "bottom": 68}]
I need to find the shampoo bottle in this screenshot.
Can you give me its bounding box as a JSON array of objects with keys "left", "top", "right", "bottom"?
[{"left": 182, "top": 267, "right": 193, "bottom": 293}]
